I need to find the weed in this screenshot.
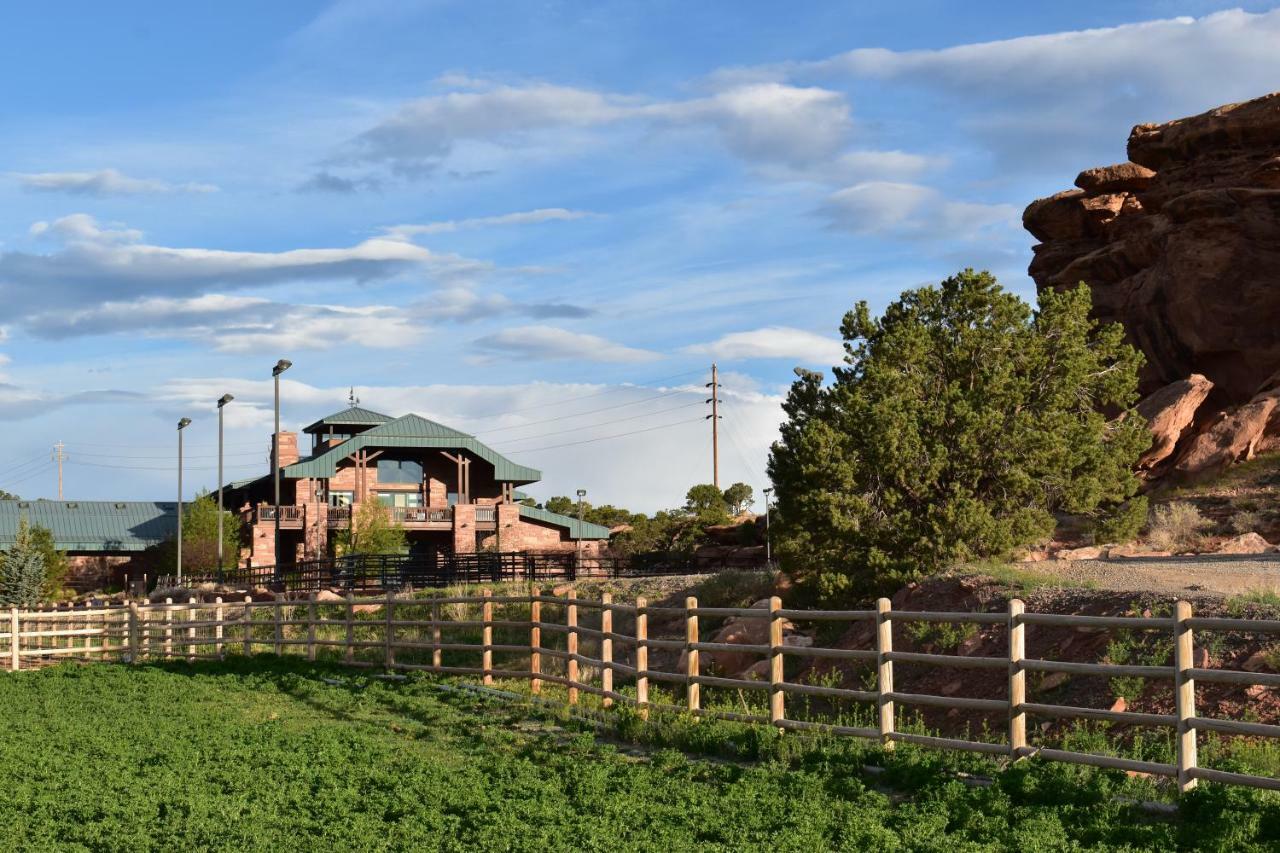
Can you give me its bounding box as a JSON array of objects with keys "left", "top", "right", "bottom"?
[
  {"left": 1146, "top": 501, "right": 1211, "bottom": 553},
  {"left": 904, "top": 620, "right": 977, "bottom": 653}
]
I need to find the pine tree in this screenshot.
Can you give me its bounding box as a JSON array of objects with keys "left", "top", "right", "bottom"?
[
  {"left": 768, "top": 271, "right": 1149, "bottom": 601},
  {"left": 0, "top": 519, "right": 47, "bottom": 607}
]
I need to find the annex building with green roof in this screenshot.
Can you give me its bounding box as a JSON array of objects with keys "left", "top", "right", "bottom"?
[{"left": 222, "top": 405, "right": 611, "bottom": 567}]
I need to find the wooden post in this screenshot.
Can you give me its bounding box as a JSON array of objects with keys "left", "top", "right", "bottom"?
[
  {"left": 128, "top": 601, "right": 140, "bottom": 664},
  {"left": 214, "top": 596, "right": 225, "bottom": 660},
  {"left": 876, "top": 597, "right": 895, "bottom": 751},
  {"left": 273, "top": 594, "right": 283, "bottom": 656},
  {"left": 686, "top": 596, "right": 700, "bottom": 714},
  {"left": 431, "top": 600, "right": 442, "bottom": 669},
  {"left": 566, "top": 596, "right": 579, "bottom": 705},
  {"left": 1008, "top": 599, "right": 1026, "bottom": 758},
  {"left": 482, "top": 589, "right": 493, "bottom": 686},
  {"left": 9, "top": 608, "right": 19, "bottom": 672},
  {"left": 186, "top": 596, "right": 197, "bottom": 663},
  {"left": 1175, "top": 599, "right": 1198, "bottom": 792},
  {"left": 307, "top": 592, "right": 317, "bottom": 662},
  {"left": 529, "top": 595, "right": 542, "bottom": 694},
  {"left": 345, "top": 594, "right": 355, "bottom": 665},
  {"left": 242, "top": 596, "right": 253, "bottom": 657},
  {"left": 635, "top": 596, "right": 649, "bottom": 720},
  {"left": 163, "top": 597, "right": 174, "bottom": 659},
  {"left": 769, "top": 595, "right": 785, "bottom": 728},
  {"left": 384, "top": 592, "right": 394, "bottom": 669},
  {"left": 601, "top": 593, "right": 614, "bottom": 708}
]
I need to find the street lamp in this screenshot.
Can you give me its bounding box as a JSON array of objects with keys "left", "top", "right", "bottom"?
[
  {"left": 762, "top": 487, "right": 773, "bottom": 568},
  {"left": 272, "top": 359, "right": 292, "bottom": 580},
  {"left": 575, "top": 488, "right": 587, "bottom": 566},
  {"left": 176, "top": 417, "right": 192, "bottom": 583},
  {"left": 216, "top": 394, "right": 234, "bottom": 578}
]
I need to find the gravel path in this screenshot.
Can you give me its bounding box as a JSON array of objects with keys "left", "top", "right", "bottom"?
[{"left": 1016, "top": 554, "right": 1280, "bottom": 597}]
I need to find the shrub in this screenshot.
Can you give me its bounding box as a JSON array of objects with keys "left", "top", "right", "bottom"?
[
  {"left": 1146, "top": 501, "right": 1210, "bottom": 552},
  {"left": 1091, "top": 496, "right": 1148, "bottom": 544},
  {"left": 1230, "top": 509, "right": 1264, "bottom": 535}
]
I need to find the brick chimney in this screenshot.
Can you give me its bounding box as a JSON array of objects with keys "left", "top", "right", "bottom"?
[{"left": 274, "top": 431, "right": 299, "bottom": 467}]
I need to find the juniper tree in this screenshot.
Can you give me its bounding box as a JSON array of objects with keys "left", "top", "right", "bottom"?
[{"left": 767, "top": 270, "right": 1149, "bottom": 600}]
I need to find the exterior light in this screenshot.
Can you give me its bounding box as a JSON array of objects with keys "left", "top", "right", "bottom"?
[
  {"left": 216, "top": 395, "right": 234, "bottom": 578},
  {"left": 176, "top": 417, "right": 192, "bottom": 583}
]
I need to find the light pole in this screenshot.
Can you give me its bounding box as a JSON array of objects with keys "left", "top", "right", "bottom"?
[
  {"left": 575, "top": 488, "right": 587, "bottom": 567},
  {"left": 216, "top": 393, "right": 234, "bottom": 578},
  {"left": 176, "top": 417, "right": 192, "bottom": 583},
  {"left": 762, "top": 487, "right": 773, "bottom": 568},
  {"left": 272, "top": 359, "right": 292, "bottom": 580}
]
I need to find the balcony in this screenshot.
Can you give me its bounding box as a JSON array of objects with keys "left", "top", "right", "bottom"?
[
  {"left": 390, "top": 506, "right": 453, "bottom": 529},
  {"left": 253, "top": 505, "right": 305, "bottom": 529}
]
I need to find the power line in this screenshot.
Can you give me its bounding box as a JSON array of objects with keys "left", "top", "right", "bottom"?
[
  {"left": 461, "top": 368, "right": 705, "bottom": 421},
  {"left": 0, "top": 454, "right": 48, "bottom": 480},
  {"left": 494, "top": 416, "right": 705, "bottom": 454},
  {"left": 65, "top": 459, "right": 264, "bottom": 473},
  {"left": 493, "top": 400, "right": 705, "bottom": 449}
]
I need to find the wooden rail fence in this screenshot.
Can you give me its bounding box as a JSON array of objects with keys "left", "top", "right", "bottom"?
[{"left": 4, "top": 593, "right": 1279, "bottom": 793}]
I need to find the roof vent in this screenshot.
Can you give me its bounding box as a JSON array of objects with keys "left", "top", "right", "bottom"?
[
  {"left": 114, "top": 502, "right": 127, "bottom": 509},
  {"left": 18, "top": 501, "right": 29, "bottom": 509},
  {"left": 66, "top": 502, "right": 78, "bottom": 509}
]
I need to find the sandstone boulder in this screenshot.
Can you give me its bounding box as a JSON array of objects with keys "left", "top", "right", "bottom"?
[
  {"left": 1056, "top": 546, "right": 1103, "bottom": 561},
  {"left": 1075, "top": 162, "right": 1156, "bottom": 193},
  {"left": 1214, "top": 533, "right": 1275, "bottom": 555},
  {"left": 1135, "top": 374, "right": 1214, "bottom": 471},
  {"left": 1171, "top": 390, "right": 1279, "bottom": 481}
]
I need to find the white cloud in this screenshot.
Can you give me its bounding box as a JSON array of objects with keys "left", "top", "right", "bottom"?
[
  {"left": 0, "top": 213, "right": 491, "bottom": 316},
  {"left": 820, "top": 181, "right": 1018, "bottom": 239},
  {"left": 473, "top": 325, "right": 661, "bottom": 363},
  {"left": 352, "top": 80, "right": 853, "bottom": 172},
  {"left": 384, "top": 207, "right": 592, "bottom": 239},
  {"left": 685, "top": 327, "right": 846, "bottom": 366},
  {"left": 14, "top": 168, "right": 218, "bottom": 196}
]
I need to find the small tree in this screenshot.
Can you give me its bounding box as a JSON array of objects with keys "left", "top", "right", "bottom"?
[
  {"left": 0, "top": 519, "right": 46, "bottom": 607},
  {"left": 544, "top": 496, "right": 576, "bottom": 515},
  {"left": 334, "top": 501, "right": 407, "bottom": 556},
  {"left": 27, "top": 524, "right": 69, "bottom": 596},
  {"left": 722, "top": 483, "right": 754, "bottom": 515},
  {"left": 684, "top": 484, "right": 731, "bottom": 523}
]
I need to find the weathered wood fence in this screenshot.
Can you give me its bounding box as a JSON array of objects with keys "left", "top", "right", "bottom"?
[{"left": 4, "top": 593, "right": 1278, "bottom": 793}]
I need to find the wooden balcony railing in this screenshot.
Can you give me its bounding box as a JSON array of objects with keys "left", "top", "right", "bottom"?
[{"left": 253, "top": 505, "right": 304, "bottom": 528}]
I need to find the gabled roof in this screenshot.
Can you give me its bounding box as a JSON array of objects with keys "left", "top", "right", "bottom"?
[
  {"left": 282, "top": 413, "right": 542, "bottom": 484},
  {"left": 0, "top": 500, "right": 176, "bottom": 552},
  {"left": 518, "top": 505, "right": 613, "bottom": 540},
  {"left": 303, "top": 406, "right": 393, "bottom": 434}
]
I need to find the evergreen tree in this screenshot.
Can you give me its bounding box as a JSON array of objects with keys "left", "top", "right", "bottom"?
[
  {"left": 768, "top": 271, "right": 1148, "bottom": 600},
  {"left": 0, "top": 519, "right": 47, "bottom": 607},
  {"left": 722, "top": 483, "right": 754, "bottom": 515}
]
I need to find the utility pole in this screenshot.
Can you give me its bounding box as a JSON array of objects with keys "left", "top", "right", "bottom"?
[
  {"left": 51, "top": 441, "right": 68, "bottom": 500},
  {"left": 705, "top": 363, "right": 721, "bottom": 490}
]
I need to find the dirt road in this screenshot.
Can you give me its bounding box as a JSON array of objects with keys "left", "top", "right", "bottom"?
[{"left": 1016, "top": 554, "right": 1280, "bottom": 597}]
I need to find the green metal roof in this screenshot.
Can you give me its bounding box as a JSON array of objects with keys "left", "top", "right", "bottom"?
[
  {"left": 0, "top": 500, "right": 176, "bottom": 553},
  {"left": 282, "top": 413, "right": 542, "bottom": 484},
  {"left": 302, "top": 406, "right": 392, "bottom": 434},
  {"left": 518, "top": 505, "right": 612, "bottom": 540}
]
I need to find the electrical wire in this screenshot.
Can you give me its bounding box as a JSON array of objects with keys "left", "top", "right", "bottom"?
[
  {"left": 474, "top": 388, "right": 695, "bottom": 437},
  {"left": 492, "top": 416, "right": 705, "bottom": 454},
  {"left": 491, "top": 400, "right": 706, "bottom": 448},
  {"left": 461, "top": 367, "right": 706, "bottom": 420},
  {"left": 0, "top": 454, "right": 49, "bottom": 479},
  {"left": 65, "top": 459, "right": 265, "bottom": 473}
]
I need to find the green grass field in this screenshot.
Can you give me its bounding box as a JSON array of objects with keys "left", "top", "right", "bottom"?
[{"left": 2, "top": 659, "right": 1278, "bottom": 851}]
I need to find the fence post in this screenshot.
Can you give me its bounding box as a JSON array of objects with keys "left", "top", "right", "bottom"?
[
  {"left": 769, "top": 595, "right": 785, "bottom": 728},
  {"left": 1175, "top": 599, "right": 1198, "bottom": 792},
  {"left": 529, "top": 594, "right": 542, "bottom": 694},
  {"left": 242, "top": 596, "right": 253, "bottom": 657},
  {"left": 876, "top": 597, "right": 895, "bottom": 751},
  {"left": 384, "top": 592, "right": 395, "bottom": 669},
  {"left": 163, "top": 597, "right": 174, "bottom": 659},
  {"left": 186, "top": 596, "right": 197, "bottom": 663},
  {"left": 1008, "top": 599, "right": 1026, "bottom": 759},
  {"left": 128, "top": 601, "right": 140, "bottom": 664},
  {"left": 307, "top": 592, "right": 317, "bottom": 662},
  {"left": 635, "top": 596, "right": 649, "bottom": 720},
  {"left": 345, "top": 594, "right": 355, "bottom": 665},
  {"left": 9, "top": 608, "right": 18, "bottom": 672},
  {"left": 482, "top": 589, "right": 494, "bottom": 686},
  {"left": 601, "top": 593, "right": 613, "bottom": 708},
  {"left": 686, "top": 596, "right": 700, "bottom": 714},
  {"left": 567, "top": 594, "right": 579, "bottom": 705},
  {"left": 215, "top": 596, "right": 225, "bottom": 660},
  {"left": 431, "top": 600, "right": 442, "bottom": 670},
  {"left": 273, "top": 594, "right": 283, "bottom": 657}
]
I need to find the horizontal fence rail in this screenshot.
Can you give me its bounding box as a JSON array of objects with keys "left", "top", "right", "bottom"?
[
  {"left": 5, "top": 594, "right": 1279, "bottom": 793},
  {"left": 154, "top": 550, "right": 756, "bottom": 594}
]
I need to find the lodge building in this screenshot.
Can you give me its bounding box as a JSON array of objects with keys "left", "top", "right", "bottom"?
[{"left": 222, "top": 405, "right": 611, "bottom": 567}]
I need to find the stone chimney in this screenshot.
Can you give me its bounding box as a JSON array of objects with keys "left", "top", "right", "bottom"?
[{"left": 274, "top": 431, "right": 299, "bottom": 467}]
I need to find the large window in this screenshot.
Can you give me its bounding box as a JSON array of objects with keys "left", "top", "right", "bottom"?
[
  {"left": 376, "top": 491, "right": 422, "bottom": 508},
  {"left": 376, "top": 458, "right": 423, "bottom": 485},
  {"left": 328, "top": 491, "right": 354, "bottom": 507}
]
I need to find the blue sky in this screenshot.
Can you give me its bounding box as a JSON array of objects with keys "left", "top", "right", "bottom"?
[{"left": 1, "top": 1, "right": 1278, "bottom": 510}]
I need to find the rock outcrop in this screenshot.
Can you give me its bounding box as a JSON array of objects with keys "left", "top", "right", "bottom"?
[{"left": 1025, "top": 93, "right": 1280, "bottom": 480}]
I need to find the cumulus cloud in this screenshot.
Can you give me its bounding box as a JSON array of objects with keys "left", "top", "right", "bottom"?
[
  {"left": 473, "top": 325, "right": 661, "bottom": 363},
  {"left": 383, "top": 207, "right": 592, "bottom": 239},
  {"left": 350, "top": 80, "right": 853, "bottom": 173},
  {"left": 0, "top": 213, "right": 490, "bottom": 316},
  {"left": 14, "top": 168, "right": 218, "bottom": 196},
  {"left": 820, "top": 181, "right": 1018, "bottom": 239},
  {"left": 685, "top": 327, "right": 846, "bottom": 366}
]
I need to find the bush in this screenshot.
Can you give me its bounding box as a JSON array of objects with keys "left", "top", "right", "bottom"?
[
  {"left": 1147, "top": 501, "right": 1210, "bottom": 552},
  {"left": 1231, "top": 509, "right": 1264, "bottom": 535},
  {"left": 1091, "top": 496, "right": 1148, "bottom": 544}
]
